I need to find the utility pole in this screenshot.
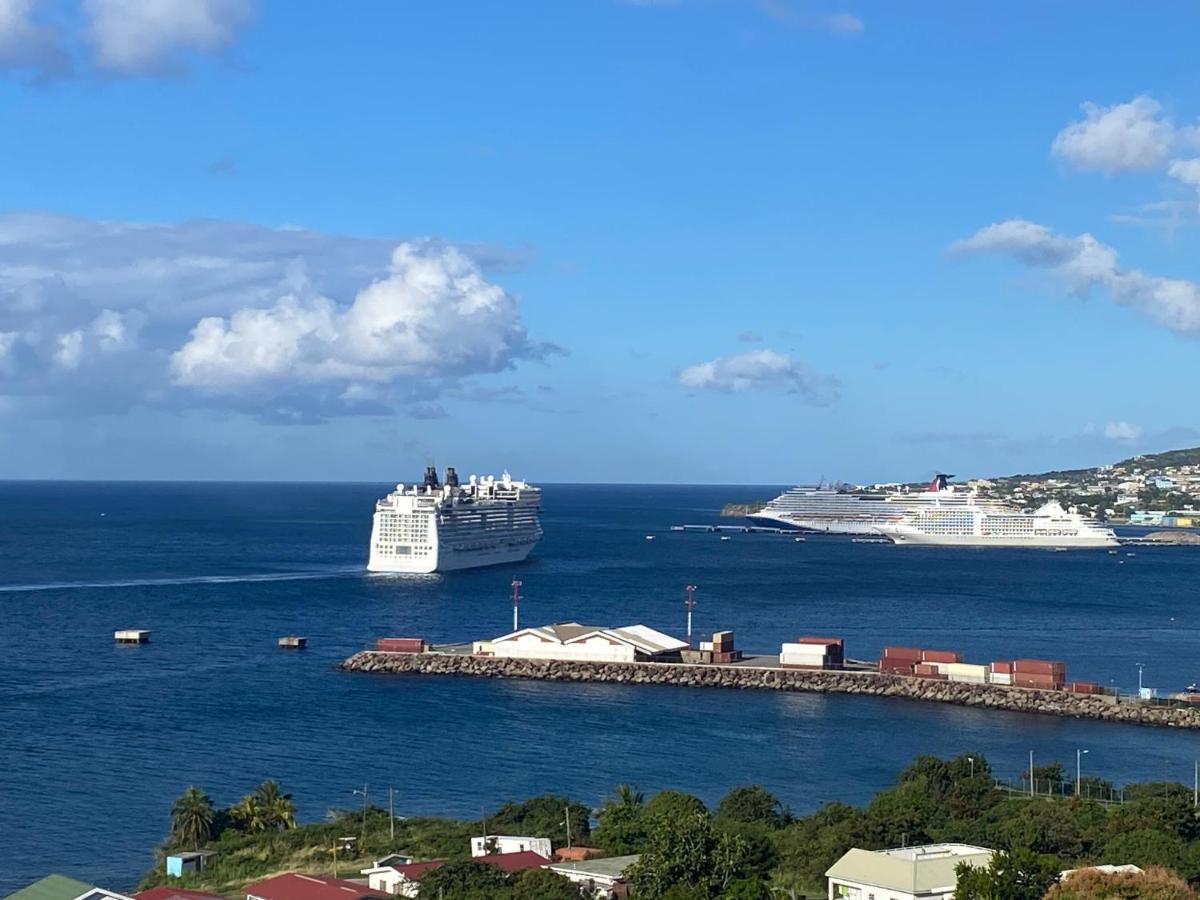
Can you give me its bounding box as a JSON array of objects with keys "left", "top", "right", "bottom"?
[
  {"left": 1136, "top": 662, "right": 1145, "bottom": 695},
  {"left": 1076, "top": 748, "right": 1088, "bottom": 797},
  {"left": 1029, "top": 750, "right": 1035, "bottom": 798},
  {"left": 967, "top": 756, "right": 975, "bottom": 779},
  {"left": 512, "top": 578, "right": 522, "bottom": 632},
  {"left": 565, "top": 805, "right": 572, "bottom": 850},
  {"left": 1194, "top": 761, "right": 1198, "bottom": 808},
  {"left": 389, "top": 785, "right": 396, "bottom": 842},
  {"left": 353, "top": 785, "right": 368, "bottom": 843},
  {"left": 685, "top": 584, "right": 697, "bottom": 647}
]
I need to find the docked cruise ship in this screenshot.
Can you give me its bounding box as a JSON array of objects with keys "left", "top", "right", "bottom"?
[
  {"left": 367, "top": 467, "right": 542, "bottom": 574},
  {"left": 751, "top": 475, "right": 1118, "bottom": 548},
  {"left": 750, "top": 475, "right": 961, "bottom": 535},
  {"left": 874, "top": 500, "right": 1118, "bottom": 548}
]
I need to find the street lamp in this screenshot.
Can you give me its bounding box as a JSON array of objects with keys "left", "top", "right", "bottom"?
[
  {"left": 353, "top": 785, "right": 368, "bottom": 842},
  {"left": 1075, "top": 749, "right": 1089, "bottom": 796},
  {"left": 967, "top": 757, "right": 975, "bottom": 779},
  {"left": 1136, "top": 662, "right": 1145, "bottom": 695}
]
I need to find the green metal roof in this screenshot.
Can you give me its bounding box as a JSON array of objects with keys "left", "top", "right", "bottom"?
[{"left": 5, "top": 874, "right": 97, "bottom": 900}]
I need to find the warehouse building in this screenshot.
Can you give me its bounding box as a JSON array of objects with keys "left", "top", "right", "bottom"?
[
  {"left": 474, "top": 622, "right": 687, "bottom": 663},
  {"left": 826, "top": 843, "right": 994, "bottom": 900}
]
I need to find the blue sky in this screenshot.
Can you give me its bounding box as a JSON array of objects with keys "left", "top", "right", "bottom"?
[{"left": 2, "top": 0, "right": 1199, "bottom": 483}]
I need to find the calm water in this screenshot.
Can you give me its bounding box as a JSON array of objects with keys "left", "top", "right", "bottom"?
[{"left": 1, "top": 481, "right": 1198, "bottom": 892}]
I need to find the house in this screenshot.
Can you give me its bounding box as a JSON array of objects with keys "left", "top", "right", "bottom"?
[
  {"left": 5, "top": 875, "right": 135, "bottom": 900},
  {"left": 474, "top": 622, "right": 687, "bottom": 663},
  {"left": 547, "top": 854, "right": 640, "bottom": 898},
  {"left": 164, "top": 851, "right": 217, "bottom": 879},
  {"left": 134, "top": 889, "right": 225, "bottom": 900},
  {"left": 470, "top": 835, "right": 552, "bottom": 859},
  {"left": 826, "top": 844, "right": 995, "bottom": 900},
  {"left": 361, "top": 860, "right": 446, "bottom": 897},
  {"left": 244, "top": 873, "right": 388, "bottom": 900},
  {"left": 363, "top": 851, "right": 551, "bottom": 897}
]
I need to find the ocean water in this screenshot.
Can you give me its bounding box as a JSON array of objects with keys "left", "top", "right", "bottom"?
[{"left": 1, "top": 481, "right": 1198, "bottom": 892}]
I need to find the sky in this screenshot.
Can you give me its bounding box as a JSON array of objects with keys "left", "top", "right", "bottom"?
[{"left": 1, "top": 0, "right": 1200, "bottom": 484}]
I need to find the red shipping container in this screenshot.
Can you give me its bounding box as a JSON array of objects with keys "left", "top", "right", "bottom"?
[
  {"left": 990, "top": 660, "right": 1014, "bottom": 674},
  {"left": 377, "top": 637, "right": 424, "bottom": 653},
  {"left": 921, "top": 649, "right": 963, "bottom": 664},
  {"left": 879, "top": 661, "right": 915, "bottom": 675},
  {"left": 1068, "top": 681, "right": 1102, "bottom": 695},
  {"left": 1014, "top": 675, "right": 1063, "bottom": 691},
  {"left": 882, "top": 646, "right": 923, "bottom": 660},
  {"left": 913, "top": 663, "right": 940, "bottom": 676},
  {"left": 798, "top": 636, "right": 844, "bottom": 647},
  {"left": 1013, "top": 659, "right": 1066, "bottom": 676}
]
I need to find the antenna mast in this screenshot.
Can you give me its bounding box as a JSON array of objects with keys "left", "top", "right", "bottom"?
[
  {"left": 685, "top": 584, "right": 697, "bottom": 647},
  {"left": 511, "top": 577, "right": 522, "bottom": 631}
]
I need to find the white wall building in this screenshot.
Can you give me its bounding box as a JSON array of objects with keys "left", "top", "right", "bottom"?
[
  {"left": 547, "top": 855, "right": 640, "bottom": 898},
  {"left": 826, "top": 844, "right": 994, "bottom": 900},
  {"left": 470, "top": 835, "right": 553, "bottom": 859},
  {"left": 474, "top": 622, "right": 687, "bottom": 663}
]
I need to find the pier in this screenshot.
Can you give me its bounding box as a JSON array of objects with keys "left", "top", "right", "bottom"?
[
  {"left": 339, "top": 649, "right": 1200, "bottom": 731},
  {"left": 670, "top": 524, "right": 795, "bottom": 534}
]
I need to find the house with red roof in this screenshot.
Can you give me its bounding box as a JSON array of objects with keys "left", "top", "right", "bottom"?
[
  {"left": 134, "top": 889, "right": 226, "bottom": 900},
  {"left": 244, "top": 873, "right": 388, "bottom": 900}
]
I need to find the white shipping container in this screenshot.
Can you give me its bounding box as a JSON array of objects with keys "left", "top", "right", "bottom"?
[
  {"left": 699, "top": 641, "right": 713, "bottom": 651},
  {"left": 781, "top": 643, "right": 832, "bottom": 656},
  {"left": 945, "top": 662, "right": 989, "bottom": 679},
  {"left": 990, "top": 672, "right": 1013, "bottom": 685},
  {"left": 780, "top": 654, "right": 830, "bottom": 668},
  {"left": 949, "top": 673, "right": 988, "bottom": 684}
]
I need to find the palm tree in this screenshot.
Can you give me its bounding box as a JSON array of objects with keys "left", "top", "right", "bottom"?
[
  {"left": 170, "top": 786, "right": 215, "bottom": 850},
  {"left": 230, "top": 794, "right": 265, "bottom": 833},
  {"left": 615, "top": 784, "right": 645, "bottom": 811},
  {"left": 254, "top": 779, "right": 296, "bottom": 830}
]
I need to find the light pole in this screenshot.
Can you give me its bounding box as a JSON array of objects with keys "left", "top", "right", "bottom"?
[
  {"left": 1029, "top": 750, "right": 1035, "bottom": 798},
  {"left": 511, "top": 578, "right": 522, "bottom": 632},
  {"left": 967, "top": 757, "right": 975, "bottom": 779},
  {"left": 685, "top": 584, "right": 697, "bottom": 647},
  {"left": 389, "top": 785, "right": 396, "bottom": 842},
  {"left": 353, "top": 785, "right": 368, "bottom": 842},
  {"left": 1194, "top": 761, "right": 1198, "bottom": 809},
  {"left": 1076, "top": 749, "right": 1088, "bottom": 796},
  {"left": 1136, "top": 662, "right": 1145, "bottom": 695}
]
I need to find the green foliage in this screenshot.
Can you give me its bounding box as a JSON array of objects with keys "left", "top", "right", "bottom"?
[
  {"left": 953, "top": 847, "right": 1061, "bottom": 900},
  {"left": 721, "top": 878, "right": 774, "bottom": 900},
  {"left": 594, "top": 784, "right": 649, "bottom": 854},
  {"left": 228, "top": 780, "right": 297, "bottom": 833},
  {"left": 716, "top": 786, "right": 787, "bottom": 828},
  {"left": 417, "top": 860, "right": 510, "bottom": 899},
  {"left": 994, "top": 800, "right": 1088, "bottom": 857},
  {"left": 627, "top": 810, "right": 752, "bottom": 899},
  {"left": 1048, "top": 866, "right": 1199, "bottom": 900},
  {"left": 644, "top": 789, "right": 708, "bottom": 822},
  {"left": 507, "top": 868, "right": 589, "bottom": 899},
  {"left": 485, "top": 794, "right": 591, "bottom": 847},
  {"left": 170, "top": 786, "right": 215, "bottom": 851}
]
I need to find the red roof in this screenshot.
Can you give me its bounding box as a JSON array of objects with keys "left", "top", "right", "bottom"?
[
  {"left": 388, "top": 859, "right": 448, "bottom": 881},
  {"left": 135, "top": 890, "right": 226, "bottom": 900},
  {"left": 477, "top": 850, "right": 551, "bottom": 873},
  {"left": 244, "top": 873, "right": 388, "bottom": 900}
]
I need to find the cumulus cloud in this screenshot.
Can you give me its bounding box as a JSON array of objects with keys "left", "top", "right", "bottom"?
[
  {"left": 0, "top": 213, "right": 552, "bottom": 421},
  {"left": 757, "top": 0, "right": 863, "bottom": 33},
  {"left": 0, "top": 0, "right": 70, "bottom": 79},
  {"left": 951, "top": 219, "right": 1200, "bottom": 334},
  {"left": 678, "top": 348, "right": 838, "bottom": 403},
  {"left": 1104, "top": 421, "right": 1142, "bottom": 441},
  {"left": 1051, "top": 96, "right": 1176, "bottom": 173},
  {"left": 82, "top": 0, "right": 254, "bottom": 74}
]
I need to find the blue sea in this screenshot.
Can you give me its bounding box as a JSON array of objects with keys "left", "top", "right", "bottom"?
[{"left": 1, "top": 481, "right": 1198, "bottom": 892}]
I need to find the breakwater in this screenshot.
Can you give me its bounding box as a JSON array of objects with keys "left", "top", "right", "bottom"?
[{"left": 338, "top": 651, "right": 1200, "bottom": 730}]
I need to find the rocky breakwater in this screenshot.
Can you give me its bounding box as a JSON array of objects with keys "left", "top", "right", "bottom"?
[{"left": 338, "top": 652, "right": 1200, "bottom": 730}]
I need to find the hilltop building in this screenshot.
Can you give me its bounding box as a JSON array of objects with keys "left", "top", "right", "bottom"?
[{"left": 826, "top": 843, "right": 995, "bottom": 900}]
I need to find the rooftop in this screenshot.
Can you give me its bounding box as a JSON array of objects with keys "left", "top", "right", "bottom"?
[
  {"left": 133, "top": 889, "right": 225, "bottom": 900},
  {"left": 549, "top": 854, "right": 641, "bottom": 879},
  {"left": 244, "top": 873, "right": 387, "bottom": 900},
  {"left": 826, "top": 844, "right": 994, "bottom": 895}
]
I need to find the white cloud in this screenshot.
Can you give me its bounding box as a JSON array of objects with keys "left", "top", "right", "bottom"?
[
  {"left": 0, "top": 212, "right": 551, "bottom": 421},
  {"left": 678, "top": 348, "right": 838, "bottom": 403},
  {"left": 1051, "top": 96, "right": 1175, "bottom": 173},
  {"left": 0, "top": 0, "right": 69, "bottom": 79},
  {"left": 1104, "top": 421, "right": 1142, "bottom": 441},
  {"left": 1167, "top": 157, "right": 1200, "bottom": 195},
  {"left": 951, "top": 219, "right": 1200, "bottom": 334},
  {"left": 83, "top": 0, "right": 255, "bottom": 74}
]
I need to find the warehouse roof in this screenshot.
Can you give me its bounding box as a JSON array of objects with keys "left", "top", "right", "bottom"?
[
  {"left": 5, "top": 875, "right": 134, "bottom": 900},
  {"left": 492, "top": 623, "right": 686, "bottom": 655},
  {"left": 548, "top": 854, "right": 640, "bottom": 880},
  {"left": 826, "top": 844, "right": 994, "bottom": 895}
]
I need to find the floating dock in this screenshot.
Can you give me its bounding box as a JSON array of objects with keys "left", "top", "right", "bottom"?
[{"left": 114, "top": 629, "right": 150, "bottom": 644}]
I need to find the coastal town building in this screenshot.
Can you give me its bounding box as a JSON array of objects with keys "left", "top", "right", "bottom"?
[
  {"left": 474, "top": 622, "right": 687, "bottom": 663},
  {"left": 5, "top": 876, "right": 135, "bottom": 900},
  {"left": 362, "top": 850, "right": 551, "bottom": 896},
  {"left": 470, "top": 835, "right": 553, "bottom": 858},
  {"left": 244, "top": 873, "right": 387, "bottom": 900},
  {"left": 164, "top": 851, "right": 217, "bottom": 879},
  {"left": 133, "top": 889, "right": 225, "bottom": 900},
  {"left": 826, "top": 843, "right": 995, "bottom": 900},
  {"left": 547, "top": 854, "right": 640, "bottom": 898}
]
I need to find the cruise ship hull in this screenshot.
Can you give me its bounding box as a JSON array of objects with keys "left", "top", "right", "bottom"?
[
  {"left": 368, "top": 539, "right": 538, "bottom": 574},
  {"left": 877, "top": 529, "right": 1118, "bottom": 549}
]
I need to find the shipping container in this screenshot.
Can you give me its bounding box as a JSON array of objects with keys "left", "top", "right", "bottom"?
[
  {"left": 921, "top": 649, "right": 963, "bottom": 664},
  {"left": 990, "top": 660, "right": 1014, "bottom": 675},
  {"left": 1013, "top": 675, "right": 1064, "bottom": 691},
  {"left": 1013, "top": 659, "right": 1066, "bottom": 676},
  {"left": 797, "top": 636, "right": 844, "bottom": 647},
  {"left": 882, "top": 646, "right": 923, "bottom": 660},
  {"left": 879, "top": 661, "right": 915, "bottom": 675},
  {"left": 377, "top": 637, "right": 424, "bottom": 653},
  {"left": 945, "top": 663, "right": 988, "bottom": 680},
  {"left": 989, "top": 672, "right": 1013, "bottom": 685},
  {"left": 949, "top": 673, "right": 988, "bottom": 684},
  {"left": 913, "top": 662, "right": 940, "bottom": 676}
]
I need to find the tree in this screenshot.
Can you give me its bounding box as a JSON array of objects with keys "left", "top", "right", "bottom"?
[
  {"left": 508, "top": 868, "right": 588, "bottom": 900},
  {"left": 1097, "top": 830, "right": 1196, "bottom": 883},
  {"left": 254, "top": 779, "right": 296, "bottom": 830},
  {"left": 716, "top": 786, "right": 786, "bottom": 828},
  {"left": 417, "top": 860, "right": 511, "bottom": 899},
  {"left": 643, "top": 790, "right": 707, "bottom": 822},
  {"left": 994, "top": 800, "right": 1087, "bottom": 857},
  {"left": 1047, "top": 866, "right": 1197, "bottom": 900},
  {"left": 722, "top": 878, "right": 773, "bottom": 900},
  {"left": 486, "top": 794, "right": 591, "bottom": 847},
  {"left": 627, "top": 810, "right": 752, "bottom": 899},
  {"left": 594, "top": 784, "right": 649, "bottom": 854},
  {"left": 953, "top": 848, "right": 1060, "bottom": 900},
  {"left": 169, "top": 786, "right": 214, "bottom": 850}
]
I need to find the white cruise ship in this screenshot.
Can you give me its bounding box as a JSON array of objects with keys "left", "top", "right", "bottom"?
[
  {"left": 367, "top": 467, "right": 542, "bottom": 574},
  {"left": 750, "top": 475, "right": 963, "bottom": 534},
  {"left": 874, "top": 500, "right": 1118, "bottom": 548}
]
